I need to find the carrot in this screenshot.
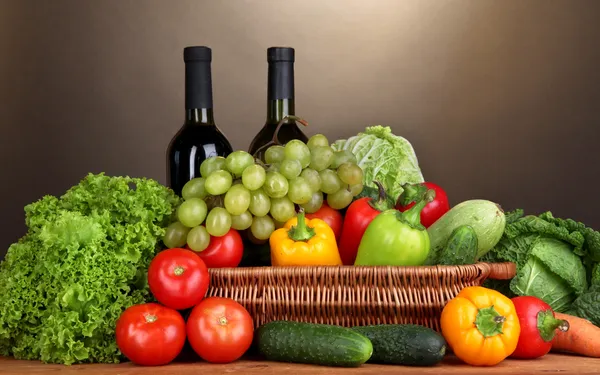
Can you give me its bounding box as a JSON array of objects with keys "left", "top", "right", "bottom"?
[{"left": 551, "top": 312, "right": 600, "bottom": 357}]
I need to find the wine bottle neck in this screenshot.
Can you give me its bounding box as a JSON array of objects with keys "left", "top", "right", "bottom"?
[
  {"left": 266, "top": 99, "right": 295, "bottom": 124},
  {"left": 185, "top": 59, "right": 213, "bottom": 110},
  {"left": 185, "top": 108, "right": 215, "bottom": 125}
]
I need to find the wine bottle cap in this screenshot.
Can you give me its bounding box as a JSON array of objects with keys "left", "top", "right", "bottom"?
[
  {"left": 267, "top": 47, "right": 295, "bottom": 63},
  {"left": 184, "top": 46, "right": 212, "bottom": 62}
]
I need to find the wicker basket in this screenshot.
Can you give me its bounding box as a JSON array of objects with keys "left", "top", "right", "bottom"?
[{"left": 206, "top": 262, "right": 516, "bottom": 332}]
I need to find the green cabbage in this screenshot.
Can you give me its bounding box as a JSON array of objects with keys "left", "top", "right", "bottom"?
[
  {"left": 332, "top": 125, "right": 424, "bottom": 202},
  {"left": 0, "top": 173, "right": 180, "bottom": 364}
]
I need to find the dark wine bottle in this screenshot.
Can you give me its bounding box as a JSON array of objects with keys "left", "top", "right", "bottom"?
[
  {"left": 167, "top": 46, "right": 233, "bottom": 196},
  {"left": 248, "top": 47, "right": 308, "bottom": 160}
]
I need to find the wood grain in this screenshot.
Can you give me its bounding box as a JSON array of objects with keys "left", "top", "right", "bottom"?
[{"left": 1, "top": 354, "right": 598, "bottom": 375}]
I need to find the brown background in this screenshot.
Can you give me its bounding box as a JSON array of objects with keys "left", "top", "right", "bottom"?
[{"left": 1, "top": 0, "right": 599, "bottom": 258}]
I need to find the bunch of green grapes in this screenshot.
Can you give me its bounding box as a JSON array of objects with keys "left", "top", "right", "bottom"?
[{"left": 163, "top": 134, "right": 363, "bottom": 251}]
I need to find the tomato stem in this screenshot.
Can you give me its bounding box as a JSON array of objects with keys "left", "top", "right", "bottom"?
[
  {"left": 173, "top": 266, "right": 185, "bottom": 276},
  {"left": 218, "top": 316, "right": 228, "bottom": 325},
  {"left": 144, "top": 314, "right": 158, "bottom": 323}
]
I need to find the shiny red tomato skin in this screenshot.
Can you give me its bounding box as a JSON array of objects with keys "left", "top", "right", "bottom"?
[
  {"left": 115, "top": 303, "right": 186, "bottom": 366},
  {"left": 305, "top": 202, "right": 343, "bottom": 240},
  {"left": 396, "top": 182, "right": 449, "bottom": 228},
  {"left": 186, "top": 297, "right": 254, "bottom": 363},
  {"left": 148, "top": 248, "right": 210, "bottom": 310},
  {"left": 194, "top": 229, "right": 244, "bottom": 268}
]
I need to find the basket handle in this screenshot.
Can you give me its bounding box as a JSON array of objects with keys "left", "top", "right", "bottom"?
[{"left": 486, "top": 262, "right": 517, "bottom": 280}]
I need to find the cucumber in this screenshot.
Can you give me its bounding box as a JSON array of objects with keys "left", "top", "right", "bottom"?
[
  {"left": 424, "top": 199, "right": 505, "bottom": 264},
  {"left": 255, "top": 321, "right": 373, "bottom": 367},
  {"left": 351, "top": 324, "right": 447, "bottom": 366},
  {"left": 437, "top": 225, "right": 478, "bottom": 265}
]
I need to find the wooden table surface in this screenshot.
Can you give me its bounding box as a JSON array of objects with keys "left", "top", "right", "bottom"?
[{"left": 0, "top": 354, "right": 598, "bottom": 375}]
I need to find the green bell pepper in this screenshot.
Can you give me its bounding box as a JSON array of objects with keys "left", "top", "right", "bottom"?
[{"left": 354, "top": 189, "right": 435, "bottom": 266}]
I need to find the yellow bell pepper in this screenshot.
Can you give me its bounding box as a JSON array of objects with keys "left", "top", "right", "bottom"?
[
  {"left": 440, "top": 286, "right": 521, "bottom": 366},
  {"left": 269, "top": 210, "right": 342, "bottom": 266}
]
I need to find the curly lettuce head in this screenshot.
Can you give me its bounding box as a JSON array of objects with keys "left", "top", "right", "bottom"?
[
  {"left": 332, "top": 125, "right": 424, "bottom": 202},
  {"left": 0, "top": 173, "right": 180, "bottom": 364}
]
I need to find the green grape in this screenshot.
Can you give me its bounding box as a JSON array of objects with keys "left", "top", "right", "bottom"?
[
  {"left": 284, "top": 140, "right": 311, "bottom": 168},
  {"left": 268, "top": 163, "right": 280, "bottom": 172},
  {"left": 299, "top": 191, "right": 324, "bottom": 214},
  {"left": 224, "top": 184, "right": 251, "bottom": 216},
  {"left": 279, "top": 159, "right": 302, "bottom": 180},
  {"left": 319, "top": 169, "right": 342, "bottom": 194},
  {"left": 251, "top": 215, "right": 275, "bottom": 240},
  {"left": 249, "top": 188, "right": 271, "bottom": 217},
  {"left": 263, "top": 171, "right": 289, "bottom": 198},
  {"left": 177, "top": 198, "right": 208, "bottom": 227},
  {"left": 187, "top": 225, "right": 211, "bottom": 252},
  {"left": 349, "top": 183, "right": 364, "bottom": 196},
  {"left": 300, "top": 168, "right": 321, "bottom": 192},
  {"left": 309, "top": 145, "right": 334, "bottom": 171},
  {"left": 205, "top": 207, "right": 232, "bottom": 237},
  {"left": 337, "top": 162, "right": 364, "bottom": 185},
  {"left": 182, "top": 177, "right": 207, "bottom": 200},
  {"left": 265, "top": 145, "right": 285, "bottom": 164},
  {"left": 273, "top": 219, "right": 286, "bottom": 229},
  {"left": 231, "top": 210, "right": 253, "bottom": 230},
  {"left": 288, "top": 177, "right": 312, "bottom": 204},
  {"left": 241, "top": 164, "right": 266, "bottom": 191},
  {"left": 200, "top": 156, "right": 227, "bottom": 178},
  {"left": 225, "top": 150, "right": 255, "bottom": 177},
  {"left": 330, "top": 150, "right": 357, "bottom": 169},
  {"left": 307, "top": 134, "right": 329, "bottom": 149},
  {"left": 270, "top": 196, "right": 296, "bottom": 223},
  {"left": 327, "top": 188, "right": 354, "bottom": 210},
  {"left": 205, "top": 170, "right": 233, "bottom": 196},
  {"left": 163, "top": 221, "right": 190, "bottom": 248}
]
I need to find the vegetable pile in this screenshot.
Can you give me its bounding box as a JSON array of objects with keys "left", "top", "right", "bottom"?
[
  {"left": 2, "top": 119, "right": 600, "bottom": 369},
  {"left": 0, "top": 173, "right": 180, "bottom": 364}
]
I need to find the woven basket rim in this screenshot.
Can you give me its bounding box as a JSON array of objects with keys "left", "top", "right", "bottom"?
[{"left": 207, "top": 261, "right": 516, "bottom": 281}]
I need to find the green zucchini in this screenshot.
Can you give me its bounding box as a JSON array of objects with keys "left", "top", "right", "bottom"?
[
  {"left": 255, "top": 321, "right": 373, "bottom": 367},
  {"left": 437, "top": 225, "right": 478, "bottom": 265},
  {"left": 351, "top": 324, "right": 447, "bottom": 366},
  {"left": 424, "top": 199, "right": 505, "bottom": 264}
]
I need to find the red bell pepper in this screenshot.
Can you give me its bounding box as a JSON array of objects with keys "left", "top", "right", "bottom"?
[
  {"left": 337, "top": 181, "right": 390, "bottom": 265},
  {"left": 510, "top": 296, "right": 570, "bottom": 359},
  {"left": 396, "top": 182, "right": 449, "bottom": 228}
]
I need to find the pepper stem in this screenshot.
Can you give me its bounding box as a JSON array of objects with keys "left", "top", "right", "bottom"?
[
  {"left": 537, "top": 309, "right": 570, "bottom": 342},
  {"left": 287, "top": 209, "right": 316, "bottom": 242},
  {"left": 367, "top": 181, "right": 390, "bottom": 211},
  {"left": 475, "top": 305, "right": 506, "bottom": 337},
  {"left": 397, "top": 182, "right": 427, "bottom": 207},
  {"left": 395, "top": 189, "right": 436, "bottom": 230}
]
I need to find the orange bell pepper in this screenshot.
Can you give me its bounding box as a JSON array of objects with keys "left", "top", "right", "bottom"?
[
  {"left": 269, "top": 210, "right": 342, "bottom": 266},
  {"left": 440, "top": 286, "right": 521, "bottom": 366}
]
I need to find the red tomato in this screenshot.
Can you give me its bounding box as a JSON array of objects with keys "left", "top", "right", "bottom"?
[
  {"left": 148, "top": 248, "right": 210, "bottom": 310},
  {"left": 115, "top": 303, "right": 186, "bottom": 366},
  {"left": 305, "top": 202, "right": 343, "bottom": 240},
  {"left": 396, "top": 182, "right": 449, "bottom": 228},
  {"left": 510, "top": 296, "right": 569, "bottom": 359},
  {"left": 194, "top": 229, "right": 244, "bottom": 268},
  {"left": 186, "top": 297, "right": 254, "bottom": 363}
]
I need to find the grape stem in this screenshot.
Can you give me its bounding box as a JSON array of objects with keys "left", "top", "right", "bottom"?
[
  {"left": 287, "top": 208, "right": 315, "bottom": 242},
  {"left": 251, "top": 115, "right": 309, "bottom": 158}
]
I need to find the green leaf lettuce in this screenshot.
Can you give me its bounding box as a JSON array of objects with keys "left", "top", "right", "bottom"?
[{"left": 0, "top": 173, "right": 180, "bottom": 364}]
